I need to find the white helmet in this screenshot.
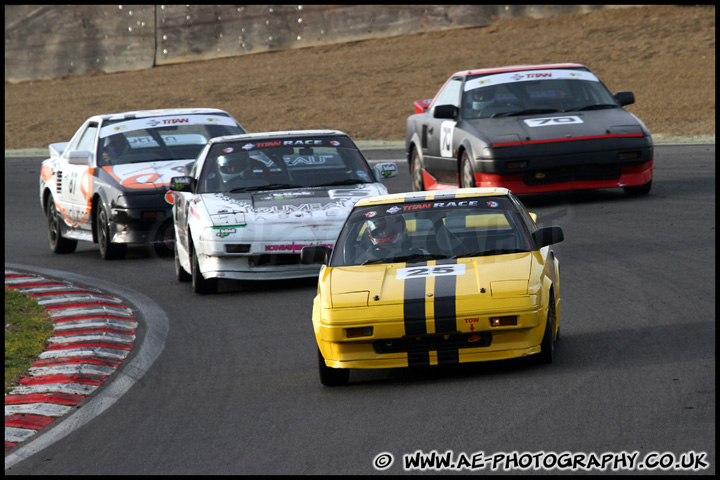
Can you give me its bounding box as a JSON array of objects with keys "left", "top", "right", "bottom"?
[{"left": 217, "top": 152, "right": 250, "bottom": 184}]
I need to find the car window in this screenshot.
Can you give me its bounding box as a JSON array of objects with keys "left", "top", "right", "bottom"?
[
  {"left": 431, "top": 77, "right": 463, "bottom": 109},
  {"left": 76, "top": 124, "right": 98, "bottom": 154},
  {"left": 97, "top": 114, "right": 244, "bottom": 166},
  {"left": 461, "top": 68, "right": 618, "bottom": 119},
  {"left": 331, "top": 196, "right": 534, "bottom": 266},
  {"left": 197, "top": 137, "right": 374, "bottom": 193},
  {"left": 66, "top": 122, "right": 98, "bottom": 154}
]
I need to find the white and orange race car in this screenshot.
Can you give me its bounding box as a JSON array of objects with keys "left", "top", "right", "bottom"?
[{"left": 39, "top": 108, "right": 245, "bottom": 259}]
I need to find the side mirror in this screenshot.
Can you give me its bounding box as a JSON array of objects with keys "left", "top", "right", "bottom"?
[
  {"left": 169, "top": 176, "right": 195, "bottom": 192},
  {"left": 372, "top": 162, "right": 398, "bottom": 181},
  {"left": 67, "top": 150, "right": 93, "bottom": 166},
  {"left": 614, "top": 91, "right": 635, "bottom": 107},
  {"left": 301, "top": 245, "right": 331, "bottom": 265},
  {"left": 533, "top": 226, "right": 564, "bottom": 248},
  {"left": 433, "top": 104, "right": 458, "bottom": 120}
]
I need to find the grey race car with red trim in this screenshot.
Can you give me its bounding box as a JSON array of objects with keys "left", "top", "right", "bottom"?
[
  {"left": 405, "top": 63, "right": 653, "bottom": 195},
  {"left": 39, "top": 108, "right": 245, "bottom": 259}
]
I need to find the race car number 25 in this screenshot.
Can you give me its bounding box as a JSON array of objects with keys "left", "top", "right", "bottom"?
[{"left": 397, "top": 264, "right": 465, "bottom": 279}]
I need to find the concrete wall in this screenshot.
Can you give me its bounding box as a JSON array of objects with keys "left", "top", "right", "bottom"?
[{"left": 5, "top": 5, "right": 624, "bottom": 83}]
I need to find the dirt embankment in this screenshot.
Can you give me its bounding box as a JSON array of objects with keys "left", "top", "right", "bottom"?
[{"left": 4, "top": 5, "right": 715, "bottom": 150}]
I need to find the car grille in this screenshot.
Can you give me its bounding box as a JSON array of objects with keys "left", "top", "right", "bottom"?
[
  {"left": 249, "top": 254, "right": 301, "bottom": 266},
  {"left": 373, "top": 332, "right": 492, "bottom": 354},
  {"left": 524, "top": 166, "right": 621, "bottom": 186}
]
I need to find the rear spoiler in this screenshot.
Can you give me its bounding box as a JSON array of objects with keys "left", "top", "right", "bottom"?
[{"left": 414, "top": 99, "right": 432, "bottom": 114}]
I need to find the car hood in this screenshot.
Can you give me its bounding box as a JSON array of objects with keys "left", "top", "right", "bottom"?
[
  {"left": 328, "top": 253, "right": 533, "bottom": 309},
  {"left": 101, "top": 159, "right": 194, "bottom": 193},
  {"left": 465, "top": 108, "right": 645, "bottom": 145},
  {"left": 199, "top": 183, "right": 387, "bottom": 226}
]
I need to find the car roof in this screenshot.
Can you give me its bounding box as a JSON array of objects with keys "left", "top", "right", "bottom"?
[
  {"left": 354, "top": 187, "right": 511, "bottom": 207},
  {"left": 451, "top": 63, "right": 587, "bottom": 78},
  {"left": 207, "top": 129, "right": 349, "bottom": 144},
  {"left": 91, "top": 108, "right": 232, "bottom": 122}
]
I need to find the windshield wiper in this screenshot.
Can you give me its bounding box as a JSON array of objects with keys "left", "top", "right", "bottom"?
[
  {"left": 360, "top": 252, "right": 450, "bottom": 266},
  {"left": 564, "top": 103, "right": 617, "bottom": 112},
  {"left": 452, "top": 249, "right": 527, "bottom": 258},
  {"left": 492, "top": 108, "right": 559, "bottom": 118},
  {"left": 229, "top": 183, "right": 303, "bottom": 193},
  {"left": 312, "top": 179, "right": 371, "bottom": 187}
]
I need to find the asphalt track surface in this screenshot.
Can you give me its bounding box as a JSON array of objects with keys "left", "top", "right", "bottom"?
[{"left": 4, "top": 144, "right": 716, "bottom": 474}]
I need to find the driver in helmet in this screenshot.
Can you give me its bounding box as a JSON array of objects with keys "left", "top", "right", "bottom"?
[
  {"left": 217, "top": 151, "right": 253, "bottom": 186},
  {"left": 470, "top": 88, "right": 495, "bottom": 118},
  {"left": 102, "top": 134, "right": 130, "bottom": 164},
  {"left": 354, "top": 214, "right": 408, "bottom": 263}
]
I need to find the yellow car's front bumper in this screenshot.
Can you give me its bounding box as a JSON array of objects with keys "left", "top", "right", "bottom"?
[{"left": 317, "top": 324, "right": 547, "bottom": 369}]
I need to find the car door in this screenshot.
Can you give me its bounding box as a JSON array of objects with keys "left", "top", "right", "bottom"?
[
  {"left": 172, "top": 158, "right": 202, "bottom": 257},
  {"left": 421, "top": 77, "right": 463, "bottom": 184},
  {"left": 56, "top": 122, "right": 98, "bottom": 233}
]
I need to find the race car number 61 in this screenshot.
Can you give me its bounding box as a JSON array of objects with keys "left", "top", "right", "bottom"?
[{"left": 397, "top": 264, "right": 465, "bottom": 279}]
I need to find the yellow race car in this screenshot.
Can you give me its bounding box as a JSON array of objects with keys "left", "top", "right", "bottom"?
[{"left": 301, "top": 187, "right": 563, "bottom": 386}]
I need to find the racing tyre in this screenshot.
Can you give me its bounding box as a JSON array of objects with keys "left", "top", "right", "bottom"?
[
  {"left": 460, "top": 151, "right": 477, "bottom": 188},
  {"left": 174, "top": 241, "right": 191, "bottom": 282},
  {"left": 623, "top": 180, "right": 652, "bottom": 196},
  {"left": 535, "top": 299, "right": 556, "bottom": 364},
  {"left": 191, "top": 245, "right": 218, "bottom": 294},
  {"left": 153, "top": 219, "right": 175, "bottom": 258},
  {"left": 96, "top": 203, "right": 126, "bottom": 260},
  {"left": 46, "top": 201, "right": 77, "bottom": 254},
  {"left": 410, "top": 148, "right": 425, "bottom": 192},
  {"left": 318, "top": 349, "right": 349, "bottom": 386}
]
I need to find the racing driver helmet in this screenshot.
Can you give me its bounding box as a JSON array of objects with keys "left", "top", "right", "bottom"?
[
  {"left": 367, "top": 215, "right": 405, "bottom": 245},
  {"left": 471, "top": 87, "right": 495, "bottom": 113},
  {"left": 217, "top": 151, "right": 251, "bottom": 184}
]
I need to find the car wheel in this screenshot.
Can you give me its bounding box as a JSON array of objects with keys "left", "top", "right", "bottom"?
[
  {"left": 46, "top": 200, "right": 77, "bottom": 254},
  {"left": 410, "top": 148, "right": 425, "bottom": 192},
  {"left": 191, "top": 245, "right": 218, "bottom": 294},
  {"left": 460, "top": 151, "right": 477, "bottom": 188},
  {"left": 175, "top": 241, "right": 191, "bottom": 282},
  {"left": 96, "top": 203, "right": 126, "bottom": 260},
  {"left": 318, "top": 349, "right": 349, "bottom": 386},
  {"left": 535, "top": 299, "right": 555, "bottom": 364},
  {"left": 623, "top": 180, "right": 652, "bottom": 196},
  {"left": 153, "top": 219, "right": 175, "bottom": 258}
]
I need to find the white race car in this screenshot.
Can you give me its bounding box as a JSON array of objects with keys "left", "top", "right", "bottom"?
[{"left": 169, "top": 130, "right": 398, "bottom": 293}]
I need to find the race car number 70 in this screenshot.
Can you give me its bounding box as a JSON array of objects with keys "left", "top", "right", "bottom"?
[{"left": 397, "top": 264, "right": 465, "bottom": 279}]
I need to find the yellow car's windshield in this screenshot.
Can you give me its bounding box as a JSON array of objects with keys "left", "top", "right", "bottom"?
[{"left": 331, "top": 196, "right": 534, "bottom": 267}]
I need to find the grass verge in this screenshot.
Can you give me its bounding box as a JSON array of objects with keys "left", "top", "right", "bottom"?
[{"left": 4, "top": 288, "right": 54, "bottom": 393}]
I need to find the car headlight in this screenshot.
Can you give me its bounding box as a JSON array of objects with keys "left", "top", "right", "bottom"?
[{"left": 113, "top": 195, "right": 129, "bottom": 208}]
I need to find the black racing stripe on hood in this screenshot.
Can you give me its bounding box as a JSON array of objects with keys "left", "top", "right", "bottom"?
[
  {"left": 433, "top": 258, "right": 458, "bottom": 334},
  {"left": 434, "top": 258, "right": 460, "bottom": 365},
  {"left": 403, "top": 261, "right": 427, "bottom": 336}
]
